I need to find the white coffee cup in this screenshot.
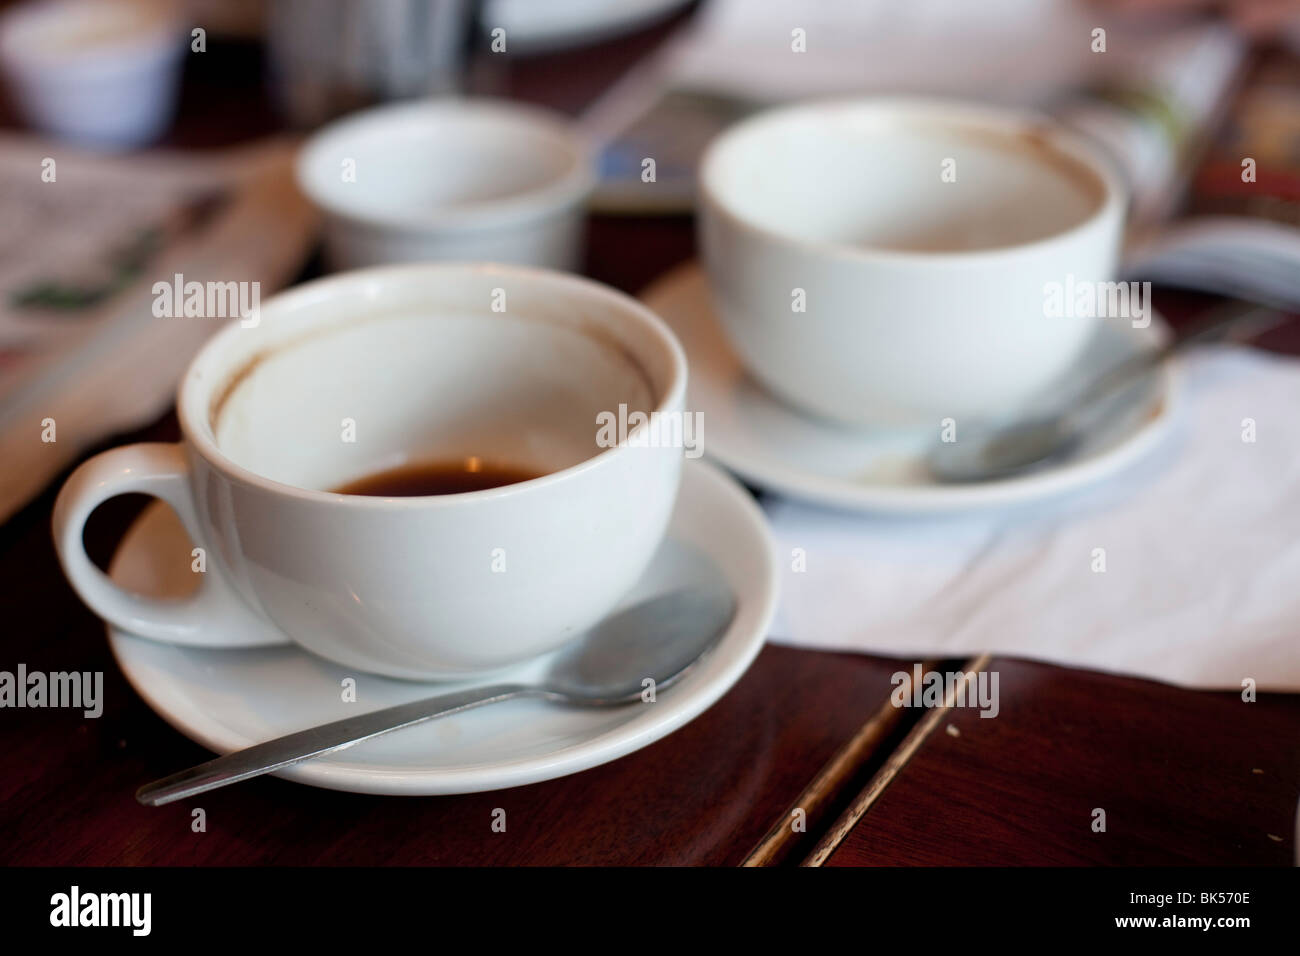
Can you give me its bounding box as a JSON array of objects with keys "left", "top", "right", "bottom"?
[
  {"left": 297, "top": 98, "right": 596, "bottom": 272},
  {"left": 53, "top": 263, "right": 686, "bottom": 680},
  {"left": 0, "top": 0, "right": 186, "bottom": 150},
  {"left": 698, "top": 97, "right": 1127, "bottom": 427}
]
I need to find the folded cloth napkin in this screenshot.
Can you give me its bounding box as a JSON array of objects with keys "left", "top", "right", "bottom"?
[{"left": 764, "top": 346, "right": 1300, "bottom": 690}]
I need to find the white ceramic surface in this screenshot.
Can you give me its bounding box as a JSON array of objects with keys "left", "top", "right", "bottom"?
[
  {"left": 54, "top": 262, "right": 687, "bottom": 679},
  {"left": 297, "top": 98, "right": 596, "bottom": 271},
  {"left": 0, "top": 0, "right": 185, "bottom": 149},
  {"left": 484, "top": 0, "right": 692, "bottom": 53},
  {"left": 698, "top": 97, "right": 1127, "bottom": 427},
  {"left": 641, "top": 263, "right": 1176, "bottom": 513},
  {"left": 106, "top": 458, "right": 778, "bottom": 796}
]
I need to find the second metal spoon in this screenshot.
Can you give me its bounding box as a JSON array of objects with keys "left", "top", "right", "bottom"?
[{"left": 927, "top": 299, "right": 1285, "bottom": 483}]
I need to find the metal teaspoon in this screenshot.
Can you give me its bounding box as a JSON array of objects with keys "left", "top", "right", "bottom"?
[
  {"left": 927, "top": 299, "right": 1287, "bottom": 484},
  {"left": 137, "top": 579, "right": 736, "bottom": 806}
]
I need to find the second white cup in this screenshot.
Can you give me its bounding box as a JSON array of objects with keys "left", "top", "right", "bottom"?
[{"left": 698, "top": 97, "right": 1127, "bottom": 428}]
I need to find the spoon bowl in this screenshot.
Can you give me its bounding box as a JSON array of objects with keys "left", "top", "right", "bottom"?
[
  {"left": 543, "top": 587, "right": 736, "bottom": 703},
  {"left": 927, "top": 414, "right": 1083, "bottom": 483}
]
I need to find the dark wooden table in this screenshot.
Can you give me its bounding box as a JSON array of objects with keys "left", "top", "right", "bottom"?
[{"left": 2, "top": 11, "right": 1298, "bottom": 867}]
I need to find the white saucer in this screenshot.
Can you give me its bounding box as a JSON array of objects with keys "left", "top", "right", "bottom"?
[
  {"left": 106, "top": 459, "right": 778, "bottom": 796},
  {"left": 485, "top": 0, "right": 691, "bottom": 53},
  {"left": 641, "top": 263, "right": 1178, "bottom": 513}
]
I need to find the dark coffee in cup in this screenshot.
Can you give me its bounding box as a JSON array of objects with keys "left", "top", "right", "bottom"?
[{"left": 333, "top": 459, "right": 541, "bottom": 497}]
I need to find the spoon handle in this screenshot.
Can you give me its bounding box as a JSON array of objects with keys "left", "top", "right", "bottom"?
[
  {"left": 1075, "top": 300, "right": 1285, "bottom": 410},
  {"left": 136, "top": 682, "right": 530, "bottom": 806}
]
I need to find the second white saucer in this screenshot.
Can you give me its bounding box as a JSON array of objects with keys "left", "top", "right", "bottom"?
[{"left": 641, "top": 263, "right": 1177, "bottom": 513}]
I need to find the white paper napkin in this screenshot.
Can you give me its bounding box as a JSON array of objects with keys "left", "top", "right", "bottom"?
[
  {"left": 670, "top": 0, "right": 1093, "bottom": 106},
  {"left": 763, "top": 346, "right": 1300, "bottom": 690}
]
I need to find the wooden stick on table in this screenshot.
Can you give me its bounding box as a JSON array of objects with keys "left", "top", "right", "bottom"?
[{"left": 802, "top": 653, "right": 995, "bottom": 867}]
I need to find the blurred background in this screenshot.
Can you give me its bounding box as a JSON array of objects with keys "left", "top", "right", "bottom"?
[{"left": 0, "top": 0, "right": 1298, "bottom": 521}]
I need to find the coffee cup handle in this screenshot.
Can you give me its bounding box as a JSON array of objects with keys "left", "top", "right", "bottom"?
[{"left": 52, "top": 443, "right": 290, "bottom": 647}]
